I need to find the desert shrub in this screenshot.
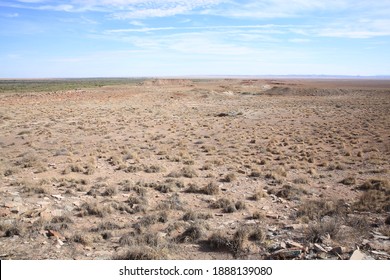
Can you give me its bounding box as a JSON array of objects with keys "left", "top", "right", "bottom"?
[
  {"left": 111, "top": 201, "right": 135, "bottom": 214},
  {"left": 249, "top": 226, "right": 266, "bottom": 242},
  {"left": 167, "top": 167, "right": 198, "bottom": 178},
  {"left": 71, "top": 232, "right": 92, "bottom": 245},
  {"left": 211, "top": 198, "right": 237, "bottom": 213},
  {"left": 353, "top": 190, "right": 390, "bottom": 213},
  {"left": 249, "top": 189, "right": 266, "bottom": 201},
  {"left": 14, "top": 152, "right": 39, "bottom": 168},
  {"left": 2, "top": 221, "right": 23, "bottom": 237},
  {"left": 102, "top": 185, "right": 118, "bottom": 196},
  {"left": 157, "top": 194, "right": 183, "bottom": 210},
  {"left": 207, "top": 231, "right": 231, "bottom": 251},
  {"left": 235, "top": 200, "right": 246, "bottom": 210},
  {"left": 3, "top": 167, "right": 18, "bottom": 177},
  {"left": 113, "top": 246, "right": 167, "bottom": 260},
  {"left": 222, "top": 173, "right": 237, "bottom": 182},
  {"left": 182, "top": 210, "right": 212, "bottom": 221},
  {"left": 296, "top": 199, "right": 348, "bottom": 221},
  {"left": 347, "top": 215, "right": 370, "bottom": 236},
  {"left": 185, "top": 183, "right": 201, "bottom": 194},
  {"left": 339, "top": 176, "right": 356, "bottom": 186},
  {"left": 271, "top": 184, "right": 307, "bottom": 201},
  {"left": 21, "top": 180, "right": 50, "bottom": 194},
  {"left": 177, "top": 224, "right": 205, "bottom": 243},
  {"left": 144, "top": 165, "right": 165, "bottom": 173},
  {"left": 79, "top": 202, "right": 112, "bottom": 218},
  {"left": 358, "top": 179, "right": 389, "bottom": 191},
  {"left": 249, "top": 170, "right": 261, "bottom": 178},
  {"left": 123, "top": 165, "right": 142, "bottom": 173},
  {"left": 306, "top": 218, "right": 341, "bottom": 243},
  {"left": 138, "top": 212, "right": 168, "bottom": 227},
  {"left": 231, "top": 227, "right": 250, "bottom": 257},
  {"left": 91, "top": 221, "right": 121, "bottom": 232},
  {"left": 154, "top": 182, "right": 176, "bottom": 193},
  {"left": 252, "top": 211, "right": 264, "bottom": 220},
  {"left": 202, "top": 182, "right": 219, "bottom": 195},
  {"left": 51, "top": 215, "right": 73, "bottom": 224}
]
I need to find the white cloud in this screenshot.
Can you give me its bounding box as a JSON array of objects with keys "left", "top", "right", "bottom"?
[
  {"left": 317, "top": 19, "right": 390, "bottom": 39},
  {"left": 4, "top": 13, "right": 19, "bottom": 17},
  {"left": 129, "top": 20, "right": 145, "bottom": 26},
  {"left": 6, "top": 0, "right": 227, "bottom": 17}
]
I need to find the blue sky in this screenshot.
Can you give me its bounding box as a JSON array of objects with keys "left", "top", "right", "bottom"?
[{"left": 0, "top": 0, "right": 389, "bottom": 78}]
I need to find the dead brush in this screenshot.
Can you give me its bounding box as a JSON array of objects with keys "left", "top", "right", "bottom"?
[
  {"left": 296, "top": 199, "right": 348, "bottom": 222},
  {"left": 91, "top": 221, "right": 122, "bottom": 232},
  {"left": 206, "top": 227, "right": 251, "bottom": 258},
  {"left": 357, "top": 178, "right": 389, "bottom": 191},
  {"left": 270, "top": 184, "right": 308, "bottom": 201},
  {"left": 249, "top": 189, "right": 266, "bottom": 201},
  {"left": 339, "top": 176, "right": 356, "bottom": 186},
  {"left": 221, "top": 172, "right": 237, "bottom": 182},
  {"left": 156, "top": 193, "right": 184, "bottom": 211},
  {"left": 167, "top": 166, "right": 198, "bottom": 178},
  {"left": 71, "top": 232, "right": 92, "bottom": 246},
  {"left": 201, "top": 182, "right": 220, "bottom": 195},
  {"left": 182, "top": 210, "right": 212, "bottom": 221},
  {"left": 20, "top": 180, "right": 50, "bottom": 194},
  {"left": 102, "top": 185, "right": 118, "bottom": 196},
  {"left": 1, "top": 221, "right": 23, "bottom": 237},
  {"left": 144, "top": 164, "right": 165, "bottom": 173},
  {"left": 353, "top": 178, "right": 390, "bottom": 212},
  {"left": 207, "top": 231, "right": 232, "bottom": 251},
  {"left": 211, "top": 198, "right": 237, "bottom": 213},
  {"left": 78, "top": 202, "right": 113, "bottom": 218},
  {"left": 249, "top": 226, "right": 266, "bottom": 242},
  {"left": 231, "top": 227, "right": 250, "bottom": 257},
  {"left": 113, "top": 246, "right": 168, "bottom": 260},
  {"left": 306, "top": 218, "right": 341, "bottom": 243},
  {"left": 177, "top": 223, "right": 206, "bottom": 243},
  {"left": 14, "top": 152, "right": 39, "bottom": 168}
]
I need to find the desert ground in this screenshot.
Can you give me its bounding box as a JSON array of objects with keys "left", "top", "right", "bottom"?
[{"left": 0, "top": 78, "right": 389, "bottom": 260}]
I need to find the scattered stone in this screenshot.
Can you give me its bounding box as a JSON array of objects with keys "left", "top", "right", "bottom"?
[
  {"left": 350, "top": 249, "right": 368, "bottom": 260},
  {"left": 267, "top": 226, "right": 277, "bottom": 232},
  {"left": 51, "top": 209, "right": 63, "bottom": 217},
  {"left": 51, "top": 194, "right": 64, "bottom": 200},
  {"left": 286, "top": 240, "right": 304, "bottom": 249},
  {"left": 272, "top": 249, "right": 302, "bottom": 259},
  {"left": 314, "top": 243, "right": 327, "bottom": 253},
  {"left": 370, "top": 251, "right": 390, "bottom": 258},
  {"left": 266, "top": 213, "right": 279, "bottom": 219},
  {"left": 47, "top": 230, "right": 64, "bottom": 240},
  {"left": 331, "top": 246, "right": 346, "bottom": 255},
  {"left": 372, "top": 234, "right": 389, "bottom": 240},
  {"left": 283, "top": 224, "right": 307, "bottom": 230}
]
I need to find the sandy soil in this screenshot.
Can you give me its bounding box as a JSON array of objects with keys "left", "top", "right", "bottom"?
[{"left": 0, "top": 79, "right": 389, "bottom": 260}]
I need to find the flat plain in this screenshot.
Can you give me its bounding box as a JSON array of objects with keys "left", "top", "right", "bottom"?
[{"left": 0, "top": 78, "right": 389, "bottom": 260}]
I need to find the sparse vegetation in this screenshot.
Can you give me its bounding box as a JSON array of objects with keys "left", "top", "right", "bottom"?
[{"left": 1, "top": 78, "right": 389, "bottom": 260}]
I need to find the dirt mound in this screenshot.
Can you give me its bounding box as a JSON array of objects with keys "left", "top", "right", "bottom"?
[
  {"left": 141, "top": 79, "right": 194, "bottom": 86},
  {"left": 264, "top": 86, "right": 352, "bottom": 96}
]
